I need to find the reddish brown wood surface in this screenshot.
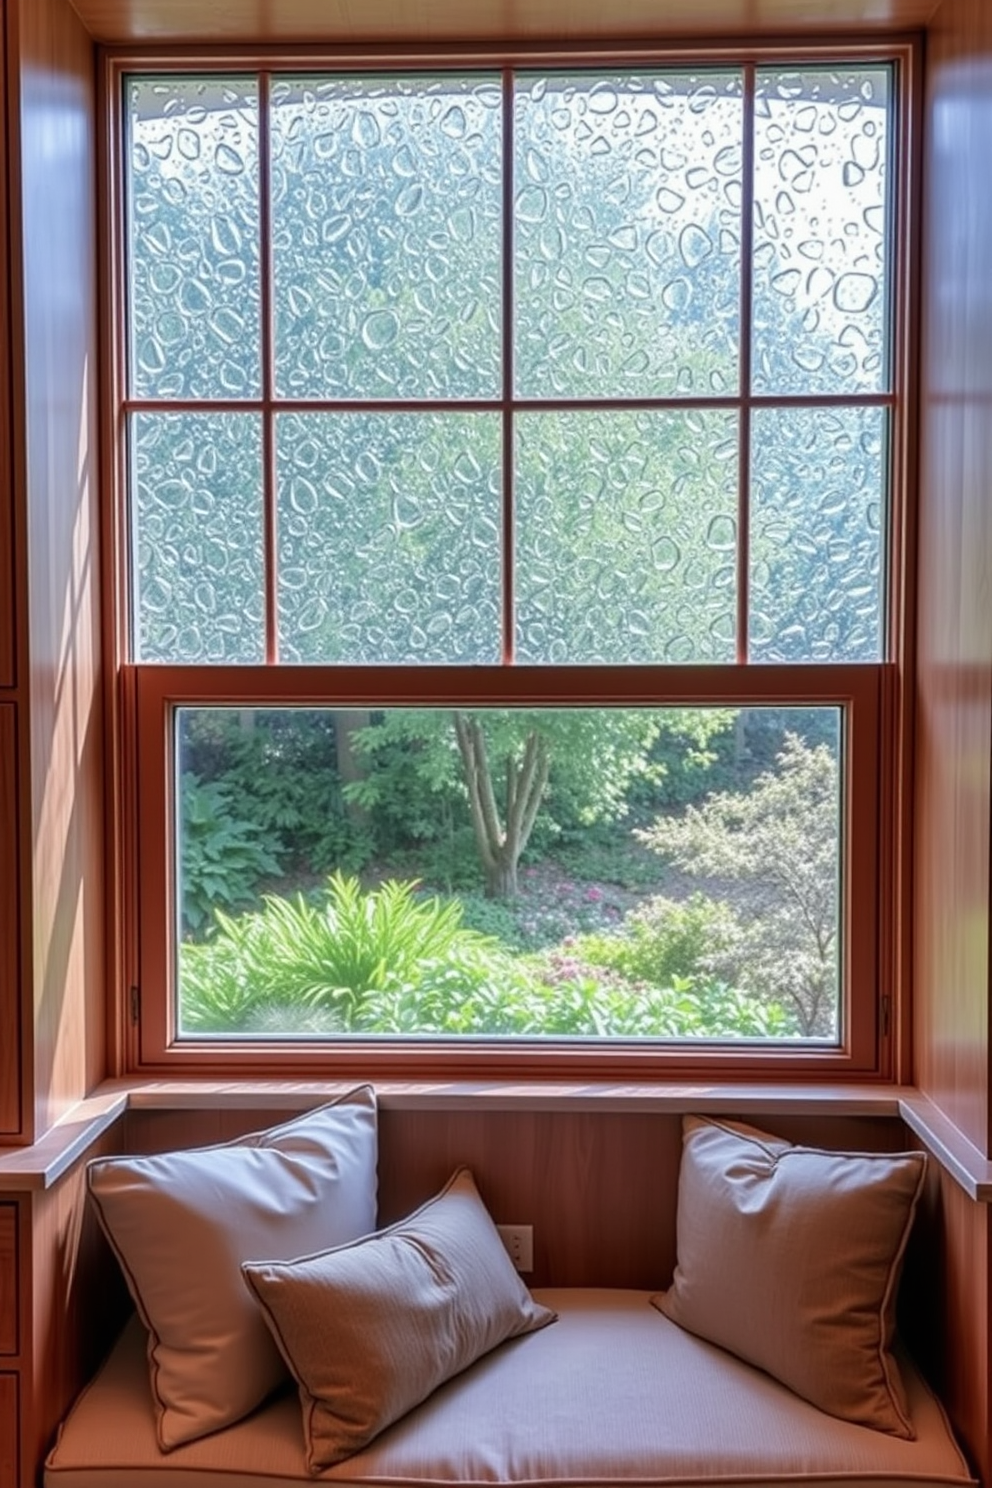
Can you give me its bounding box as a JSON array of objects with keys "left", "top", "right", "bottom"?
[
  {"left": 0, "top": 1374, "right": 17, "bottom": 1488},
  {"left": 123, "top": 1105, "right": 907, "bottom": 1288},
  {"left": 0, "top": 3, "right": 13, "bottom": 691},
  {"left": 0, "top": 1207, "right": 16, "bottom": 1357},
  {"left": 25, "top": 1135, "right": 130, "bottom": 1488},
  {"left": 1, "top": 1101, "right": 959, "bottom": 1487},
  {"left": 903, "top": 1147, "right": 991, "bottom": 1486},
  {"left": 0, "top": 706, "right": 21, "bottom": 1137},
  {"left": 70, "top": 0, "right": 936, "bottom": 44},
  {"left": 8, "top": 0, "right": 107, "bottom": 1136},
  {"left": 914, "top": 0, "right": 992, "bottom": 1153}
]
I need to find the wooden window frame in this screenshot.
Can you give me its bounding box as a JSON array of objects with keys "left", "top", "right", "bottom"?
[{"left": 102, "top": 38, "right": 922, "bottom": 1083}]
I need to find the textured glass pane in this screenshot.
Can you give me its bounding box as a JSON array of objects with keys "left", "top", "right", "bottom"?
[
  {"left": 515, "top": 73, "right": 742, "bottom": 398},
  {"left": 277, "top": 414, "right": 501, "bottom": 662},
  {"left": 127, "top": 77, "right": 260, "bottom": 399},
  {"left": 131, "top": 414, "right": 264, "bottom": 662},
  {"left": 271, "top": 76, "right": 502, "bottom": 399},
  {"left": 753, "top": 68, "right": 891, "bottom": 394},
  {"left": 516, "top": 410, "right": 738, "bottom": 663},
  {"left": 174, "top": 704, "right": 840, "bottom": 1042},
  {"left": 750, "top": 407, "right": 886, "bottom": 661}
]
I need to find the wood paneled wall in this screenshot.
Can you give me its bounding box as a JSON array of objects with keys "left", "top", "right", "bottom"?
[
  {"left": 123, "top": 1105, "right": 909, "bottom": 1288},
  {"left": 914, "top": 0, "right": 992, "bottom": 1478},
  {"left": 24, "top": 1134, "right": 129, "bottom": 1487},
  {"left": 0, "top": 1, "right": 12, "bottom": 695},
  {"left": 6, "top": 0, "right": 106, "bottom": 1140},
  {"left": 65, "top": 0, "right": 938, "bottom": 44},
  {"left": 0, "top": 706, "right": 21, "bottom": 1136},
  {"left": 915, "top": 0, "right": 992, "bottom": 1156}
]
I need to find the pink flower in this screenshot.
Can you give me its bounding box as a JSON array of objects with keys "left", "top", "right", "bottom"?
[{"left": 586, "top": 886, "right": 603, "bottom": 902}]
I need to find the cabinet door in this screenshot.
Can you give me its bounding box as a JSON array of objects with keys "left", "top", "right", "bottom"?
[
  {"left": 0, "top": 1207, "right": 15, "bottom": 1355},
  {"left": 0, "top": 1374, "right": 16, "bottom": 1488}
]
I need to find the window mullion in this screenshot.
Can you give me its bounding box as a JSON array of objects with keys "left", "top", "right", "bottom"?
[
  {"left": 737, "top": 61, "right": 756, "bottom": 667},
  {"left": 259, "top": 70, "right": 278, "bottom": 665},
  {"left": 502, "top": 66, "right": 516, "bottom": 666}
]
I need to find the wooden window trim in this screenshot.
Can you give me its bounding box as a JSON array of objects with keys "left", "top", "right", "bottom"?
[
  {"left": 131, "top": 661, "right": 886, "bottom": 1079},
  {"left": 101, "top": 39, "right": 922, "bottom": 1084}
]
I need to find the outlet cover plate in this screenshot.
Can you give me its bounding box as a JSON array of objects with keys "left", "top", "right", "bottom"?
[{"left": 496, "top": 1224, "right": 534, "bottom": 1272}]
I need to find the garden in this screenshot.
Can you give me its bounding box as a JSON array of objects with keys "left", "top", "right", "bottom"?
[{"left": 176, "top": 704, "right": 841, "bottom": 1043}]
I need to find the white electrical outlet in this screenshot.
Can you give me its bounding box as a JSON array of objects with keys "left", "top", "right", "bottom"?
[{"left": 496, "top": 1224, "right": 534, "bottom": 1273}]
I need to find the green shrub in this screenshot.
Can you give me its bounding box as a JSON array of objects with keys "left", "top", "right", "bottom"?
[
  {"left": 178, "top": 872, "right": 517, "bottom": 1032},
  {"left": 178, "top": 874, "right": 797, "bottom": 1040},
  {"left": 576, "top": 892, "right": 742, "bottom": 987},
  {"left": 179, "top": 774, "right": 283, "bottom": 935},
  {"left": 522, "top": 945, "right": 794, "bottom": 1038}
]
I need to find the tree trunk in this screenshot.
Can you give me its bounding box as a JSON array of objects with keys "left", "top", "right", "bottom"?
[
  {"left": 453, "top": 711, "right": 550, "bottom": 901},
  {"left": 333, "top": 710, "right": 371, "bottom": 826},
  {"left": 484, "top": 858, "right": 519, "bottom": 900}
]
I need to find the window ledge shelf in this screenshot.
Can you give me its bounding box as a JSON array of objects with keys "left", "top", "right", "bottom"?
[{"left": 0, "top": 1079, "right": 988, "bottom": 1199}]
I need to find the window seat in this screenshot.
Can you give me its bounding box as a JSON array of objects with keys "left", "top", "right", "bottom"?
[{"left": 45, "top": 1289, "right": 974, "bottom": 1488}]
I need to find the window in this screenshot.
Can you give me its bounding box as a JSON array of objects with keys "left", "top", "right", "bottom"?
[{"left": 115, "top": 49, "right": 912, "bottom": 1077}]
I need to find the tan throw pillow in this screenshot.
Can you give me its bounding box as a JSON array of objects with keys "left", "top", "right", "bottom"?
[
  {"left": 87, "top": 1086, "right": 377, "bottom": 1451},
  {"left": 653, "top": 1116, "right": 926, "bottom": 1438},
  {"left": 243, "top": 1166, "right": 557, "bottom": 1473}
]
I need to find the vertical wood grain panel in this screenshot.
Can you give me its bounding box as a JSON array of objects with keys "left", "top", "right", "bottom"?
[
  {"left": 902, "top": 1149, "right": 990, "bottom": 1486},
  {"left": 0, "top": 705, "right": 20, "bottom": 1135},
  {"left": 0, "top": 1374, "right": 17, "bottom": 1488},
  {"left": 915, "top": 0, "right": 992, "bottom": 1152},
  {"left": 122, "top": 1105, "right": 909, "bottom": 1290},
  {"left": 25, "top": 1134, "right": 130, "bottom": 1485},
  {"left": 7, "top": 0, "right": 106, "bottom": 1134},
  {"left": 378, "top": 1108, "right": 682, "bottom": 1287},
  {"left": 0, "top": 0, "right": 13, "bottom": 689},
  {"left": 0, "top": 1207, "right": 16, "bottom": 1356}
]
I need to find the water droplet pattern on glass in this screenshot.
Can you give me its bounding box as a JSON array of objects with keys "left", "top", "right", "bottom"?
[
  {"left": 128, "top": 78, "right": 261, "bottom": 399},
  {"left": 271, "top": 76, "right": 502, "bottom": 399},
  {"left": 132, "top": 412, "right": 265, "bottom": 661},
  {"left": 514, "top": 73, "right": 743, "bottom": 398},
  {"left": 516, "top": 409, "right": 738, "bottom": 662},
  {"left": 749, "top": 406, "right": 885, "bottom": 660},
  {"left": 276, "top": 412, "right": 501, "bottom": 661},
  {"left": 752, "top": 69, "right": 890, "bottom": 394}
]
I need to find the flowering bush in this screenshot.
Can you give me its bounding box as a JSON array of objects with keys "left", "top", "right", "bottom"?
[{"left": 576, "top": 893, "right": 744, "bottom": 990}]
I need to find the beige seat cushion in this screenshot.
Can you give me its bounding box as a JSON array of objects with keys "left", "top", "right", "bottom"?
[
  {"left": 244, "top": 1167, "right": 556, "bottom": 1472},
  {"left": 87, "top": 1087, "right": 378, "bottom": 1451},
  {"left": 46, "top": 1290, "right": 974, "bottom": 1488},
  {"left": 655, "top": 1116, "right": 927, "bottom": 1437}
]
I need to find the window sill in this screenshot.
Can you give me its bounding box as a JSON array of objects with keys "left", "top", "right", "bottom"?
[{"left": 1, "top": 1079, "right": 989, "bottom": 1198}]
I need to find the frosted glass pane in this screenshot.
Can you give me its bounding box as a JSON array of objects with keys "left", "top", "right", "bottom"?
[
  {"left": 272, "top": 76, "right": 502, "bottom": 399},
  {"left": 516, "top": 410, "right": 738, "bottom": 663},
  {"left": 750, "top": 407, "right": 886, "bottom": 661},
  {"left": 131, "top": 414, "right": 264, "bottom": 662},
  {"left": 127, "top": 77, "right": 261, "bottom": 399},
  {"left": 514, "top": 73, "right": 742, "bottom": 398},
  {"left": 752, "top": 68, "right": 891, "bottom": 395},
  {"left": 277, "top": 414, "right": 501, "bottom": 662}
]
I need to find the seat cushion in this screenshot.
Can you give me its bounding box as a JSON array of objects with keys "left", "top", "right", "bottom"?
[{"left": 46, "top": 1290, "right": 975, "bottom": 1488}]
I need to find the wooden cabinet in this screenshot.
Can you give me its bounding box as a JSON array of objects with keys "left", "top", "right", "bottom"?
[
  {"left": 0, "top": 1207, "right": 15, "bottom": 1356},
  {"left": 0, "top": 1375, "right": 16, "bottom": 1488}
]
